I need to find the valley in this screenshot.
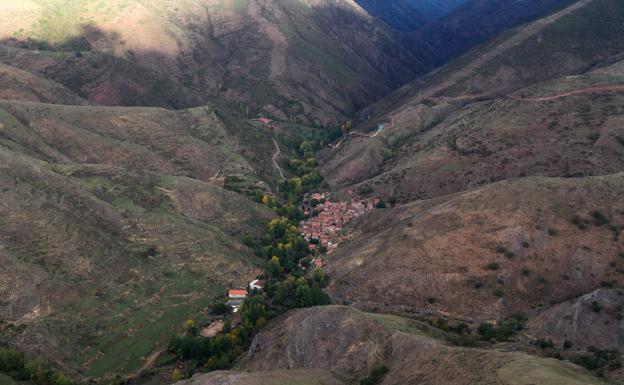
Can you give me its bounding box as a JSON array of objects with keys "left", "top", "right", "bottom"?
[{"left": 0, "top": 0, "right": 623, "bottom": 385}]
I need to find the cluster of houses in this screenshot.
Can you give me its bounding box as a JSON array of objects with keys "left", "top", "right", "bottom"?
[
  {"left": 299, "top": 192, "right": 378, "bottom": 255},
  {"left": 225, "top": 193, "right": 378, "bottom": 312}
]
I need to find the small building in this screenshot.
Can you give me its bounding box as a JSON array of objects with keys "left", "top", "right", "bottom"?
[
  {"left": 228, "top": 289, "right": 248, "bottom": 299},
  {"left": 311, "top": 193, "right": 325, "bottom": 201},
  {"left": 227, "top": 289, "right": 248, "bottom": 312},
  {"left": 249, "top": 279, "right": 265, "bottom": 291},
  {"left": 253, "top": 117, "right": 272, "bottom": 125}
]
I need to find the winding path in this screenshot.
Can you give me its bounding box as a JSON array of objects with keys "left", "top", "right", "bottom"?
[
  {"left": 132, "top": 348, "right": 165, "bottom": 378},
  {"left": 508, "top": 85, "right": 624, "bottom": 102},
  {"left": 331, "top": 118, "right": 393, "bottom": 149},
  {"left": 272, "top": 137, "right": 285, "bottom": 180}
]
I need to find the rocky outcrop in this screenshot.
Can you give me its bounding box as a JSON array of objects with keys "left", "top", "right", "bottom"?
[{"left": 528, "top": 289, "right": 624, "bottom": 351}]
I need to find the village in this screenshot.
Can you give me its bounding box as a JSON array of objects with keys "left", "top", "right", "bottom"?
[
  {"left": 298, "top": 192, "right": 379, "bottom": 255},
  {"left": 225, "top": 192, "right": 378, "bottom": 312}
]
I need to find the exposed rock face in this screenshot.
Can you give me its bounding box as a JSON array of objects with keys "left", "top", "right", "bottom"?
[
  {"left": 527, "top": 289, "right": 624, "bottom": 351},
  {"left": 244, "top": 306, "right": 391, "bottom": 375},
  {"left": 180, "top": 306, "right": 603, "bottom": 385},
  {"left": 177, "top": 369, "right": 346, "bottom": 385}
]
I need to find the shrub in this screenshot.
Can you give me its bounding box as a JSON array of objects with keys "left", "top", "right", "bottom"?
[
  {"left": 591, "top": 301, "right": 603, "bottom": 313},
  {"left": 359, "top": 185, "right": 373, "bottom": 195},
  {"left": 592, "top": 211, "right": 610, "bottom": 226},
  {"left": 533, "top": 338, "right": 555, "bottom": 349},
  {"left": 360, "top": 365, "right": 390, "bottom": 385},
  {"left": 477, "top": 315, "right": 525, "bottom": 342},
  {"left": 574, "top": 349, "right": 622, "bottom": 372},
  {"left": 563, "top": 340, "right": 573, "bottom": 350},
  {"left": 449, "top": 333, "right": 480, "bottom": 347},
  {"left": 0, "top": 347, "right": 24, "bottom": 372},
  {"left": 211, "top": 302, "right": 230, "bottom": 316},
  {"left": 486, "top": 262, "right": 500, "bottom": 271},
  {"left": 547, "top": 228, "right": 558, "bottom": 236},
  {"left": 570, "top": 215, "right": 587, "bottom": 230},
  {"left": 521, "top": 268, "right": 530, "bottom": 276}
]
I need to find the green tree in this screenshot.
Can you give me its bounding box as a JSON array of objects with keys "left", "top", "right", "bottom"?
[
  {"left": 313, "top": 268, "right": 328, "bottom": 287},
  {"left": 172, "top": 368, "right": 182, "bottom": 383},
  {"left": 268, "top": 256, "right": 282, "bottom": 278}
]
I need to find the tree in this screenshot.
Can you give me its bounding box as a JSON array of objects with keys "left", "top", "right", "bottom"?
[
  {"left": 51, "top": 373, "right": 73, "bottom": 385},
  {"left": 268, "top": 256, "right": 282, "bottom": 278},
  {"left": 184, "top": 319, "right": 197, "bottom": 336},
  {"left": 25, "top": 358, "right": 50, "bottom": 385},
  {"left": 211, "top": 302, "right": 230, "bottom": 316},
  {"left": 313, "top": 268, "right": 328, "bottom": 287},
  {"left": 0, "top": 347, "right": 24, "bottom": 372},
  {"left": 172, "top": 368, "right": 183, "bottom": 383},
  {"left": 388, "top": 196, "right": 398, "bottom": 207}
]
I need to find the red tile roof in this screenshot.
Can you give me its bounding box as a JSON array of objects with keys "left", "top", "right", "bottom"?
[{"left": 228, "top": 289, "right": 247, "bottom": 297}]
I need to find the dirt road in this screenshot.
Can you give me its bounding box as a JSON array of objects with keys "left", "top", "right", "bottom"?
[
  {"left": 332, "top": 118, "right": 392, "bottom": 149},
  {"left": 272, "top": 137, "right": 285, "bottom": 180},
  {"left": 509, "top": 85, "right": 624, "bottom": 101}
]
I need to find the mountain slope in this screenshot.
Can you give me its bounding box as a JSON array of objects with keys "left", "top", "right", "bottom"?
[
  {"left": 183, "top": 306, "right": 604, "bottom": 385},
  {"left": 412, "top": 0, "right": 572, "bottom": 64},
  {"left": 0, "top": 96, "right": 286, "bottom": 376},
  {"left": 355, "top": 0, "right": 469, "bottom": 31},
  {"left": 321, "top": 0, "right": 624, "bottom": 196},
  {"left": 0, "top": 62, "right": 89, "bottom": 105},
  {"left": 326, "top": 174, "right": 624, "bottom": 321},
  {"left": 0, "top": 0, "right": 431, "bottom": 125}
]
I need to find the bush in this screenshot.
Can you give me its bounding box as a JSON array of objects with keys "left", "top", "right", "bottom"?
[
  {"left": 477, "top": 314, "right": 525, "bottom": 342},
  {"left": 591, "top": 301, "right": 603, "bottom": 313},
  {"left": 547, "top": 228, "right": 558, "bottom": 236},
  {"left": 533, "top": 338, "right": 555, "bottom": 349},
  {"left": 570, "top": 215, "right": 587, "bottom": 230},
  {"left": 574, "top": 349, "right": 622, "bottom": 372},
  {"left": 359, "top": 186, "right": 373, "bottom": 195},
  {"left": 486, "top": 262, "right": 500, "bottom": 271},
  {"left": 360, "top": 365, "right": 390, "bottom": 385},
  {"left": 592, "top": 211, "right": 610, "bottom": 226},
  {"left": 449, "top": 333, "right": 480, "bottom": 347},
  {"left": 563, "top": 340, "right": 573, "bottom": 350},
  {"left": 0, "top": 347, "right": 24, "bottom": 372},
  {"left": 211, "top": 302, "right": 230, "bottom": 316}
]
